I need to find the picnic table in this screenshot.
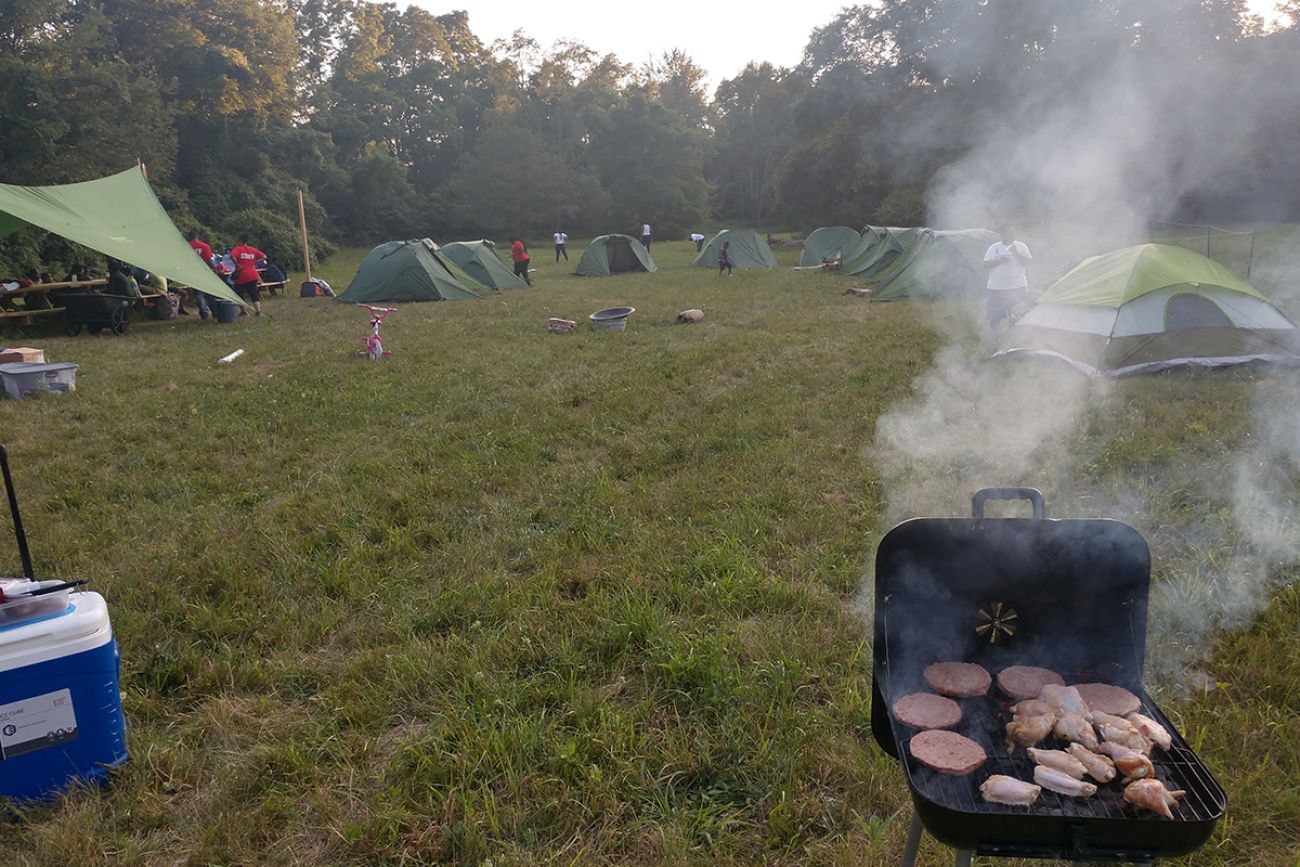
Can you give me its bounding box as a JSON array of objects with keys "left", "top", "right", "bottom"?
[{"left": 0, "top": 279, "right": 107, "bottom": 326}]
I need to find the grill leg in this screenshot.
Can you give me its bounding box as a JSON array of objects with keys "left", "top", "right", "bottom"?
[
  {"left": 952, "top": 852, "right": 972, "bottom": 867},
  {"left": 900, "top": 810, "right": 923, "bottom": 867}
]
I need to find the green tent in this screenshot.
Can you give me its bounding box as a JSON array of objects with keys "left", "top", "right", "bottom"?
[
  {"left": 843, "top": 226, "right": 920, "bottom": 278},
  {"left": 338, "top": 239, "right": 489, "bottom": 302},
  {"left": 573, "top": 234, "right": 657, "bottom": 277},
  {"left": 440, "top": 240, "right": 528, "bottom": 290},
  {"left": 866, "top": 228, "right": 999, "bottom": 300},
  {"left": 993, "top": 244, "right": 1300, "bottom": 376},
  {"left": 800, "top": 226, "right": 861, "bottom": 267},
  {"left": 0, "top": 166, "right": 246, "bottom": 305},
  {"left": 692, "top": 229, "right": 776, "bottom": 269}
]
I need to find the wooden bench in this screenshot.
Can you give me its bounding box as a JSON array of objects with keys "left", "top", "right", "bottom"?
[
  {"left": 0, "top": 307, "right": 66, "bottom": 326},
  {"left": 257, "top": 280, "right": 287, "bottom": 297}
]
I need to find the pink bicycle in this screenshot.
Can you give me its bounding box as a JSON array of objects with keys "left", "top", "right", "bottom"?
[{"left": 357, "top": 304, "right": 397, "bottom": 360}]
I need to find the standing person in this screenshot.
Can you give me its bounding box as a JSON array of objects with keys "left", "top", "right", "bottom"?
[
  {"left": 718, "top": 241, "right": 733, "bottom": 277},
  {"left": 690, "top": 232, "right": 705, "bottom": 252},
  {"left": 511, "top": 238, "right": 532, "bottom": 286},
  {"left": 186, "top": 230, "right": 217, "bottom": 320},
  {"left": 983, "top": 225, "right": 1032, "bottom": 331},
  {"left": 553, "top": 230, "right": 568, "bottom": 262},
  {"left": 640, "top": 222, "right": 652, "bottom": 249},
  {"left": 229, "top": 233, "right": 267, "bottom": 317}
]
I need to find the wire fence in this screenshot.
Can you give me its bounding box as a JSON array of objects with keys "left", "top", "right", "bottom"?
[{"left": 1147, "top": 219, "right": 1257, "bottom": 278}]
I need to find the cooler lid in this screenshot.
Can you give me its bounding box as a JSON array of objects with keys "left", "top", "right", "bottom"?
[
  {"left": 0, "top": 362, "right": 78, "bottom": 374},
  {"left": 0, "top": 591, "right": 108, "bottom": 654}
]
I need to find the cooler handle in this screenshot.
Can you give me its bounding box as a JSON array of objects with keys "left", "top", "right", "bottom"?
[
  {"left": 0, "top": 444, "right": 34, "bottom": 579},
  {"left": 972, "top": 487, "right": 1046, "bottom": 520}
]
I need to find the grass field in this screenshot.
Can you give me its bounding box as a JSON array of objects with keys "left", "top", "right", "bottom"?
[{"left": 0, "top": 235, "right": 1296, "bottom": 865}]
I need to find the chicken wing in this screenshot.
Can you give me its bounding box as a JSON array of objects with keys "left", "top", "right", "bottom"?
[
  {"left": 1126, "top": 712, "right": 1172, "bottom": 751},
  {"left": 1123, "top": 778, "right": 1186, "bottom": 819},
  {"left": 1053, "top": 712, "right": 1099, "bottom": 749},
  {"left": 1027, "top": 748, "right": 1087, "bottom": 779},
  {"left": 1067, "top": 742, "right": 1117, "bottom": 783},
  {"left": 1011, "top": 699, "right": 1056, "bottom": 720},
  {"left": 1033, "top": 765, "right": 1097, "bottom": 798},
  {"left": 1097, "top": 716, "right": 1151, "bottom": 753},
  {"left": 1040, "top": 684, "right": 1090, "bottom": 720},
  {"left": 980, "top": 774, "right": 1041, "bottom": 806},
  {"left": 1006, "top": 711, "right": 1054, "bottom": 752},
  {"left": 1097, "top": 742, "right": 1155, "bottom": 782}
]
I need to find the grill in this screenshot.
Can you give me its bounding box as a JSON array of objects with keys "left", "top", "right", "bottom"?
[{"left": 870, "top": 489, "right": 1226, "bottom": 864}]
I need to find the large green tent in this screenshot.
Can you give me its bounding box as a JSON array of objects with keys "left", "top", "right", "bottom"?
[
  {"left": 573, "top": 234, "right": 657, "bottom": 277},
  {"left": 692, "top": 229, "right": 776, "bottom": 269},
  {"left": 440, "top": 240, "right": 528, "bottom": 290},
  {"left": 993, "top": 243, "right": 1300, "bottom": 376},
  {"left": 866, "top": 228, "right": 998, "bottom": 300},
  {"left": 843, "top": 226, "right": 920, "bottom": 278},
  {"left": 338, "top": 239, "right": 489, "bottom": 302},
  {"left": 800, "top": 226, "right": 861, "bottom": 267},
  {"left": 0, "top": 166, "right": 246, "bottom": 305}
]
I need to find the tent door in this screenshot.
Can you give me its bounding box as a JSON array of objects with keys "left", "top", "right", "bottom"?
[
  {"left": 1164, "top": 293, "right": 1234, "bottom": 331},
  {"left": 606, "top": 239, "right": 639, "bottom": 273}
]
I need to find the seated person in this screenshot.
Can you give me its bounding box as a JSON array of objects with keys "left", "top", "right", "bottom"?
[
  {"left": 64, "top": 262, "right": 93, "bottom": 283},
  {"left": 105, "top": 260, "right": 140, "bottom": 297},
  {"left": 821, "top": 246, "right": 843, "bottom": 271}
]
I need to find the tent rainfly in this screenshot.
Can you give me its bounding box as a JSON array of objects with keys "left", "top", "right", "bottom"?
[
  {"left": 800, "top": 226, "right": 861, "bottom": 267},
  {"left": 441, "top": 240, "right": 529, "bottom": 290},
  {"left": 573, "top": 234, "right": 657, "bottom": 277},
  {"left": 864, "top": 228, "right": 998, "bottom": 300},
  {"left": 843, "top": 226, "right": 921, "bottom": 278},
  {"left": 692, "top": 229, "right": 776, "bottom": 269},
  {"left": 0, "top": 166, "right": 247, "bottom": 305},
  {"left": 993, "top": 243, "right": 1300, "bottom": 376},
  {"left": 337, "top": 239, "right": 489, "bottom": 302}
]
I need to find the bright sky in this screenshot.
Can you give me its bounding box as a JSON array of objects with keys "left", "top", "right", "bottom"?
[{"left": 429, "top": 0, "right": 1289, "bottom": 90}]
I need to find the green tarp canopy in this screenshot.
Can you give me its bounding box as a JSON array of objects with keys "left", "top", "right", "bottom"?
[
  {"left": 994, "top": 244, "right": 1300, "bottom": 376},
  {"left": 573, "top": 234, "right": 657, "bottom": 277},
  {"left": 692, "top": 229, "right": 776, "bottom": 269},
  {"left": 864, "top": 228, "right": 998, "bottom": 300},
  {"left": 0, "top": 166, "right": 246, "bottom": 305},
  {"left": 800, "top": 226, "right": 860, "bottom": 267},
  {"left": 440, "top": 240, "right": 528, "bottom": 290},
  {"left": 337, "top": 239, "right": 489, "bottom": 302}
]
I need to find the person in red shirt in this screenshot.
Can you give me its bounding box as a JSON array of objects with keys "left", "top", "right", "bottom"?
[
  {"left": 187, "top": 229, "right": 214, "bottom": 266},
  {"left": 510, "top": 238, "right": 532, "bottom": 286},
  {"left": 229, "top": 233, "right": 267, "bottom": 316}
]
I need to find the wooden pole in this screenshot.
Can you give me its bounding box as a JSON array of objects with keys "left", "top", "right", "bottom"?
[{"left": 297, "top": 189, "right": 312, "bottom": 281}]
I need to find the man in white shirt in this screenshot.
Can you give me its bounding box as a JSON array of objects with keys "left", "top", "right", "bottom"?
[
  {"left": 553, "top": 230, "right": 568, "bottom": 262},
  {"left": 690, "top": 232, "right": 705, "bottom": 252},
  {"left": 641, "top": 222, "right": 652, "bottom": 249},
  {"left": 984, "top": 225, "right": 1032, "bottom": 329}
]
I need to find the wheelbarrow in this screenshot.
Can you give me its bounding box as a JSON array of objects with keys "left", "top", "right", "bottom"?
[{"left": 62, "top": 293, "right": 133, "bottom": 336}]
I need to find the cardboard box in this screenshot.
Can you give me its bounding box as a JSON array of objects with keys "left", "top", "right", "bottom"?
[{"left": 0, "top": 348, "right": 44, "bottom": 364}]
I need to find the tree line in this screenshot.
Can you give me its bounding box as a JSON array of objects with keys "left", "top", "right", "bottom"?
[{"left": 2, "top": 0, "right": 1298, "bottom": 273}]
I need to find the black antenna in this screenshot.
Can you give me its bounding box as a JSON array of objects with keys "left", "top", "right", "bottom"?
[{"left": 0, "top": 444, "right": 35, "bottom": 579}]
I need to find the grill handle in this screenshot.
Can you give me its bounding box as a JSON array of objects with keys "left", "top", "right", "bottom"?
[{"left": 972, "top": 487, "right": 1046, "bottom": 519}]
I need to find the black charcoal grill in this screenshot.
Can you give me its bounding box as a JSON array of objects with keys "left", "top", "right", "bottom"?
[{"left": 871, "top": 489, "right": 1226, "bottom": 865}]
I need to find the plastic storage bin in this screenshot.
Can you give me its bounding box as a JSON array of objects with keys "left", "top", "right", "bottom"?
[
  {"left": 0, "top": 362, "right": 78, "bottom": 399},
  {"left": 0, "top": 591, "right": 127, "bottom": 801}
]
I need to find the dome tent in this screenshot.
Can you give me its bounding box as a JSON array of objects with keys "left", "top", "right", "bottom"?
[
  {"left": 865, "top": 228, "right": 998, "bottom": 300},
  {"left": 692, "top": 229, "right": 776, "bottom": 269},
  {"left": 337, "top": 239, "right": 488, "bottom": 302},
  {"left": 993, "top": 244, "right": 1300, "bottom": 376},
  {"left": 573, "top": 234, "right": 657, "bottom": 277},
  {"left": 800, "top": 226, "right": 861, "bottom": 267},
  {"left": 441, "top": 239, "right": 529, "bottom": 290}
]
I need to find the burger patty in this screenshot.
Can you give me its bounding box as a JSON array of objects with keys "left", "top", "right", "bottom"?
[
  {"left": 923, "top": 661, "right": 991, "bottom": 697},
  {"left": 909, "top": 729, "right": 988, "bottom": 775},
  {"left": 1074, "top": 682, "right": 1141, "bottom": 716},
  {"left": 997, "top": 665, "right": 1065, "bottom": 700},
  {"left": 892, "top": 692, "right": 963, "bottom": 730}
]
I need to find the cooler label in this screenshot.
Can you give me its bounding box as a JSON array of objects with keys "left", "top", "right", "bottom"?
[{"left": 0, "top": 689, "right": 79, "bottom": 760}]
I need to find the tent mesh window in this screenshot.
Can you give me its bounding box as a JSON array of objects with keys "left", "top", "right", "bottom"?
[{"left": 1165, "top": 293, "right": 1234, "bottom": 331}]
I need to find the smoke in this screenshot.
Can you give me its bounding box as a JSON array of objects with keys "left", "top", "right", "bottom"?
[{"left": 863, "top": 3, "right": 1300, "bottom": 688}]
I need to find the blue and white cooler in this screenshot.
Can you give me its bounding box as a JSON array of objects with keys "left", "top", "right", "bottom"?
[{"left": 0, "top": 590, "right": 127, "bottom": 801}]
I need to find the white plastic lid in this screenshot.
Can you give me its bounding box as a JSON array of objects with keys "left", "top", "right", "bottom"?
[
  {"left": 0, "top": 362, "right": 78, "bottom": 374},
  {"left": 0, "top": 592, "right": 112, "bottom": 674}
]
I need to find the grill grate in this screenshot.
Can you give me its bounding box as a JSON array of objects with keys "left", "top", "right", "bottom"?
[{"left": 888, "top": 685, "right": 1226, "bottom": 857}]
